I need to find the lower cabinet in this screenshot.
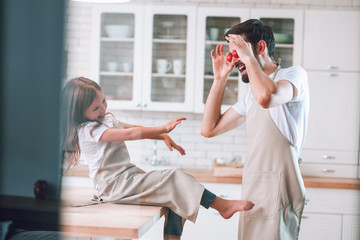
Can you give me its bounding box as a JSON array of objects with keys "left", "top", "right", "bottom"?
[
  {"left": 299, "top": 213, "right": 342, "bottom": 240},
  {"left": 343, "top": 215, "right": 360, "bottom": 240}
]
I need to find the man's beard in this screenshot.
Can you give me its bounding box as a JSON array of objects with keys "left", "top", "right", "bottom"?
[{"left": 241, "top": 74, "right": 249, "bottom": 83}]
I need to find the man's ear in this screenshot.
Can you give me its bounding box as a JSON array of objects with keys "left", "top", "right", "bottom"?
[{"left": 256, "top": 40, "right": 267, "bottom": 55}]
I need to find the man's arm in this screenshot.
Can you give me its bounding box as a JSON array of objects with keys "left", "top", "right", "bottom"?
[{"left": 201, "top": 44, "right": 245, "bottom": 138}]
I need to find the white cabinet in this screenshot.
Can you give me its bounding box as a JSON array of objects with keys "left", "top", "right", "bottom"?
[
  {"left": 343, "top": 215, "right": 360, "bottom": 240},
  {"left": 301, "top": 71, "right": 360, "bottom": 178},
  {"left": 299, "top": 213, "right": 342, "bottom": 240},
  {"left": 300, "top": 187, "right": 360, "bottom": 240},
  {"left": 91, "top": 4, "right": 145, "bottom": 110},
  {"left": 92, "top": 4, "right": 196, "bottom": 112},
  {"left": 303, "top": 10, "right": 360, "bottom": 72}
]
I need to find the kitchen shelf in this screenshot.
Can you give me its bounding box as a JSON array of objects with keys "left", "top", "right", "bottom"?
[
  {"left": 101, "top": 37, "right": 134, "bottom": 42},
  {"left": 100, "top": 71, "right": 134, "bottom": 76},
  {"left": 152, "top": 73, "right": 186, "bottom": 78},
  {"left": 153, "top": 38, "right": 186, "bottom": 44},
  {"left": 204, "top": 75, "right": 238, "bottom": 81}
]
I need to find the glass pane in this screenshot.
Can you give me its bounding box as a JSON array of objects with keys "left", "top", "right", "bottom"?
[
  {"left": 151, "top": 14, "right": 187, "bottom": 103},
  {"left": 151, "top": 77, "right": 185, "bottom": 102},
  {"left": 261, "top": 18, "right": 294, "bottom": 67},
  {"left": 206, "top": 16, "right": 240, "bottom": 41},
  {"left": 100, "top": 76, "right": 133, "bottom": 101},
  {"left": 203, "top": 16, "right": 241, "bottom": 105},
  {"left": 99, "top": 13, "right": 135, "bottom": 101}
]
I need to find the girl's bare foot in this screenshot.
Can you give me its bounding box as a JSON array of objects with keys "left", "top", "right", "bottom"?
[{"left": 210, "top": 197, "right": 255, "bottom": 219}]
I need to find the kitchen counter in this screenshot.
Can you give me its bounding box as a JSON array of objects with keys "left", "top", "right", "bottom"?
[
  {"left": 61, "top": 186, "right": 165, "bottom": 239},
  {"left": 64, "top": 165, "right": 360, "bottom": 190}
]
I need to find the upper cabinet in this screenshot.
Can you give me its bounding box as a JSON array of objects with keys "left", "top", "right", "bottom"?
[
  {"left": 194, "top": 7, "right": 250, "bottom": 113},
  {"left": 250, "top": 9, "right": 304, "bottom": 68},
  {"left": 91, "top": 5, "right": 145, "bottom": 110},
  {"left": 142, "top": 5, "right": 197, "bottom": 112},
  {"left": 303, "top": 10, "right": 360, "bottom": 72},
  {"left": 92, "top": 4, "right": 196, "bottom": 112}
]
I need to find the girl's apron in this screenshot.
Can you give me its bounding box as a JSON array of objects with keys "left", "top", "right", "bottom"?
[
  {"left": 238, "top": 100, "right": 306, "bottom": 240},
  {"left": 93, "top": 124, "right": 204, "bottom": 224}
]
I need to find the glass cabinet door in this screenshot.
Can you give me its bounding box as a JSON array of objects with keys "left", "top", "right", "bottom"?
[
  {"left": 151, "top": 14, "right": 187, "bottom": 103},
  {"left": 203, "top": 16, "right": 241, "bottom": 106},
  {"left": 260, "top": 18, "right": 294, "bottom": 68},
  {"left": 99, "top": 13, "right": 135, "bottom": 101},
  {"left": 251, "top": 9, "right": 303, "bottom": 67},
  {"left": 142, "top": 6, "right": 196, "bottom": 112},
  {"left": 92, "top": 5, "right": 144, "bottom": 110},
  {"left": 195, "top": 7, "right": 250, "bottom": 113}
]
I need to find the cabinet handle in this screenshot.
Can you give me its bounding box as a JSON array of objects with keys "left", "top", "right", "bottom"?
[
  {"left": 326, "top": 73, "right": 338, "bottom": 77},
  {"left": 135, "top": 103, "right": 141, "bottom": 107},
  {"left": 322, "top": 155, "right": 336, "bottom": 160},
  {"left": 305, "top": 199, "right": 310, "bottom": 205},
  {"left": 302, "top": 215, "right": 309, "bottom": 219},
  {"left": 326, "top": 65, "right": 338, "bottom": 69},
  {"left": 142, "top": 103, "right": 147, "bottom": 107},
  {"left": 322, "top": 168, "right": 335, "bottom": 173}
]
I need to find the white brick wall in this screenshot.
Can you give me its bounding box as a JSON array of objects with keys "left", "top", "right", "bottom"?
[{"left": 66, "top": 0, "right": 359, "bottom": 168}]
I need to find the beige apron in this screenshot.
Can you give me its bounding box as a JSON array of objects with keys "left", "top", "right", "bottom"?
[
  {"left": 238, "top": 100, "right": 306, "bottom": 240},
  {"left": 93, "top": 123, "right": 204, "bottom": 224}
]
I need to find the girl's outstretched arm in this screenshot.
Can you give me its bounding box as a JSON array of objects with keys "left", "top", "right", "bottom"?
[{"left": 99, "top": 117, "right": 186, "bottom": 142}]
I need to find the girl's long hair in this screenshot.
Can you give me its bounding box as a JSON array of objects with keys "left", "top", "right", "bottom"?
[{"left": 61, "top": 77, "right": 102, "bottom": 169}]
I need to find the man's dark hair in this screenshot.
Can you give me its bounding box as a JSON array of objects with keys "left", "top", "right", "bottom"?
[{"left": 224, "top": 19, "right": 275, "bottom": 61}]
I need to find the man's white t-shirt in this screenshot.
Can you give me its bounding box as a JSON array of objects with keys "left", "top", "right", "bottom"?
[
  {"left": 232, "top": 66, "right": 310, "bottom": 157},
  {"left": 77, "top": 116, "right": 115, "bottom": 188}
]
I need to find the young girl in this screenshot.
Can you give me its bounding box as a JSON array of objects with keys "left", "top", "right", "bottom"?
[{"left": 61, "top": 77, "right": 254, "bottom": 240}]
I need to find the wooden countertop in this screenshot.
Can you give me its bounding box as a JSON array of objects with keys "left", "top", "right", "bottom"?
[
  {"left": 61, "top": 186, "right": 166, "bottom": 239},
  {"left": 64, "top": 165, "right": 360, "bottom": 190}
]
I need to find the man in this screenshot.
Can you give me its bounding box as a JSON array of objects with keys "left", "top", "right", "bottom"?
[{"left": 201, "top": 19, "right": 309, "bottom": 240}]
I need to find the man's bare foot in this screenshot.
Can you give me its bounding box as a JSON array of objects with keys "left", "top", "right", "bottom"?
[{"left": 210, "top": 197, "right": 255, "bottom": 219}]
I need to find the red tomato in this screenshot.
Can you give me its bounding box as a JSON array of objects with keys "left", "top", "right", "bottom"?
[
  {"left": 232, "top": 50, "right": 239, "bottom": 58},
  {"left": 226, "top": 52, "right": 233, "bottom": 62}
]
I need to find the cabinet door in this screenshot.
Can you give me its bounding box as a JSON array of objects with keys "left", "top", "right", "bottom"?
[
  {"left": 343, "top": 215, "right": 360, "bottom": 240},
  {"left": 92, "top": 5, "right": 144, "bottom": 110},
  {"left": 299, "top": 213, "right": 342, "bottom": 240},
  {"left": 303, "top": 10, "right": 360, "bottom": 71},
  {"left": 142, "top": 6, "right": 196, "bottom": 112},
  {"left": 251, "top": 9, "right": 304, "bottom": 68},
  {"left": 303, "top": 71, "right": 360, "bottom": 152},
  {"left": 194, "top": 7, "right": 250, "bottom": 113}
]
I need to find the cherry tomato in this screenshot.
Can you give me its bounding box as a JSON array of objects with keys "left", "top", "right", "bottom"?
[
  {"left": 232, "top": 50, "right": 239, "bottom": 58},
  {"left": 226, "top": 52, "right": 233, "bottom": 62}
]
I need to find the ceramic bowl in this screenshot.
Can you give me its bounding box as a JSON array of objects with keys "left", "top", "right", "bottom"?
[{"left": 273, "top": 33, "right": 292, "bottom": 44}]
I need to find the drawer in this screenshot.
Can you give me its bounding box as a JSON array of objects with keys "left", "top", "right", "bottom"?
[
  {"left": 301, "top": 149, "right": 358, "bottom": 164},
  {"left": 304, "top": 187, "right": 360, "bottom": 215},
  {"left": 300, "top": 163, "right": 358, "bottom": 178}
]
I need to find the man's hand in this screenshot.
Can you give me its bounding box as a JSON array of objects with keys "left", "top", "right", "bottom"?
[{"left": 211, "top": 44, "right": 234, "bottom": 81}]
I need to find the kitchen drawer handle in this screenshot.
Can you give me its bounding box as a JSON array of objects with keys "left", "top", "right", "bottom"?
[
  {"left": 326, "top": 65, "right": 338, "bottom": 69},
  {"left": 322, "top": 155, "right": 336, "bottom": 159},
  {"left": 322, "top": 168, "right": 335, "bottom": 173},
  {"left": 135, "top": 103, "right": 141, "bottom": 107},
  {"left": 302, "top": 215, "right": 309, "bottom": 219},
  {"left": 142, "top": 103, "right": 147, "bottom": 107},
  {"left": 326, "top": 73, "right": 338, "bottom": 77}
]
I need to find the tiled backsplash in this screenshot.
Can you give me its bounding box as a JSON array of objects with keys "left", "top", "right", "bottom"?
[{"left": 66, "top": 0, "right": 358, "bottom": 168}]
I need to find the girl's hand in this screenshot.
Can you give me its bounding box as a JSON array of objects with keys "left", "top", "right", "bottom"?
[
  {"left": 211, "top": 44, "right": 234, "bottom": 81},
  {"left": 162, "top": 134, "right": 186, "bottom": 155},
  {"left": 225, "top": 34, "right": 254, "bottom": 64},
  {"left": 164, "top": 117, "right": 186, "bottom": 133}
]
